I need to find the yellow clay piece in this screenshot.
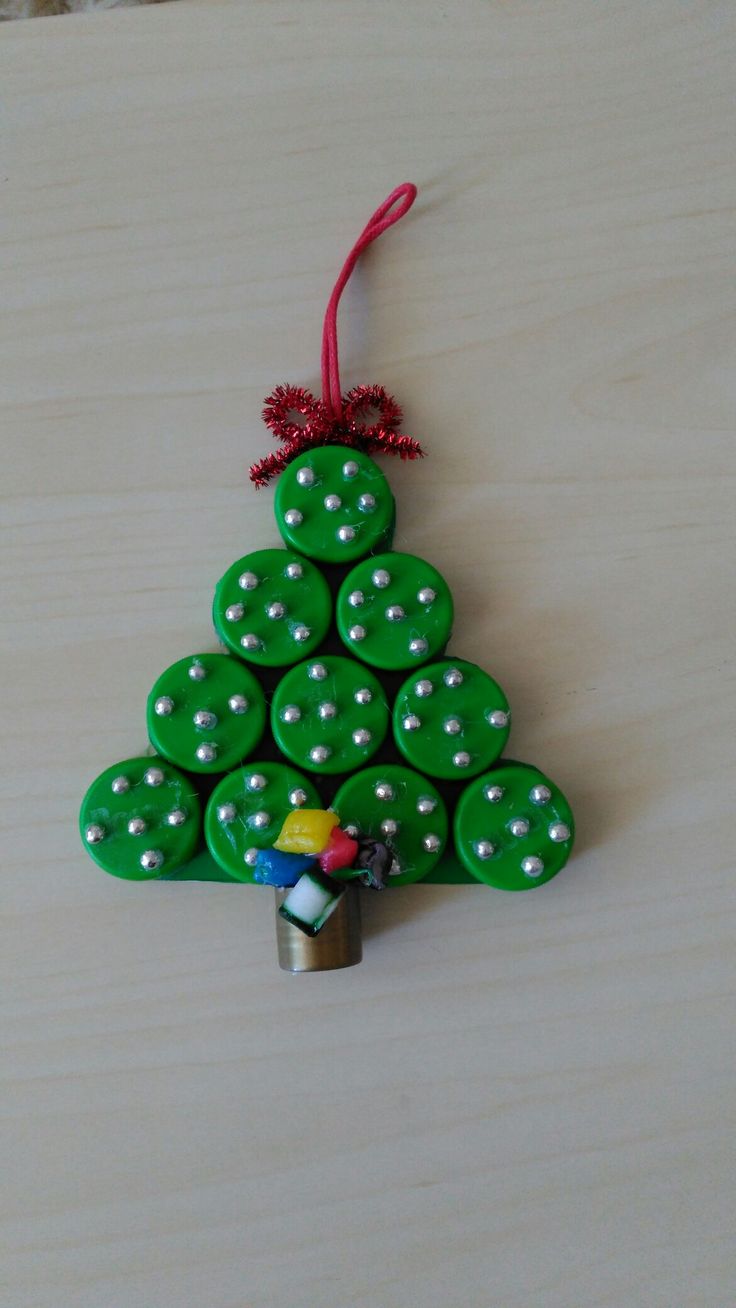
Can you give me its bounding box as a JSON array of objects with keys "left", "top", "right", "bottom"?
[{"left": 274, "top": 808, "right": 339, "bottom": 855}]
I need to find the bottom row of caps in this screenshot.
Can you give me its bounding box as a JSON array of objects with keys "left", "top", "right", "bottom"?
[{"left": 80, "top": 756, "right": 574, "bottom": 891}]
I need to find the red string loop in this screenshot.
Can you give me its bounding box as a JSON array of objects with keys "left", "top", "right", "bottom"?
[
  {"left": 250, "top": 184, "right": 423, "bottom": 487},
  {"left": 320, "top": 183, "right": 417, "bottom": 421}
]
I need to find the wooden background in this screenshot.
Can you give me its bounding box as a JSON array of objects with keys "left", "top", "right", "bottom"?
[{"left": 2, "top": 2, "right": 735, "bottom": 1304}]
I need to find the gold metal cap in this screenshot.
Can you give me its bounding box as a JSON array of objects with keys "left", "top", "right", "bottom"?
[{"left": 274, "top": 885, "right": 362, "bottom": 972}]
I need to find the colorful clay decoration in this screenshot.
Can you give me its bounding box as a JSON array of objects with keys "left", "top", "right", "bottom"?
[{"left": 79, "top": 184, "right": 577, "bottom": 969}]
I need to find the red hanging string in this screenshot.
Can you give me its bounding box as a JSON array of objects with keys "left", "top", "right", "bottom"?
[
  {"left": 320, "top": 182, "right": 418, "bottom": 422},
  {"left": 252, "top": 183, "right": 423, "bottom": 487}
]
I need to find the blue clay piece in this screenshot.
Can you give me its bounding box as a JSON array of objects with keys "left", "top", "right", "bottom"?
[{"left": 254, "top": 847, "right": 316, "bottom": 887}]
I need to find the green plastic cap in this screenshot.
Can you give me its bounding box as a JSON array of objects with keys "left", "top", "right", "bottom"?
[
  {"left": 336, "top": 551, "right": 453, "bottom": 670},
  {"left": 147, "top": 653, "right": 266, "bottom": 774},
  {"left": 453, "top": 762, "right": 574, "bottom": 890},
  {"left": 79, "top": 756, "right": 201, "bottom": 880},
  {"left": 332, "top": 764, "right": 448, "bottom": 886},
  {"left": 204, "top": 762, "right": 321, "bottom": 883},
  {"left": 213, "top": 548, "right": 332, "bottom": 667},
  {"left": 271, "top": 655, "right": 389, "bottom": 774},
  {"left": 393, "top": 658, "right": 510, "bottom": 779},
  {"left": 274, "top": 446, "right": 394, "bottom": 564}
]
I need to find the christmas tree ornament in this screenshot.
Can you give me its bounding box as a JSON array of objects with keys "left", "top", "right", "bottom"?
[{"left": 79, "top": 182, "right": 576, "bottom": 972}]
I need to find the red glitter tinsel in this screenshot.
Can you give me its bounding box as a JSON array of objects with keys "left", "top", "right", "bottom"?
[{"left": 250, "top": 384, "right": 424, "bottom": 487}]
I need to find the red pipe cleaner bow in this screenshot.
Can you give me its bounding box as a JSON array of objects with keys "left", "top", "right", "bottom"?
[{"left": 250, "top": 382, "right": 424, "bottom": 488}]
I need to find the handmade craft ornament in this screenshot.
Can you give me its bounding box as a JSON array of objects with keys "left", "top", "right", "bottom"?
[{"left": 78, "top": 182, "right": 577, "bottom": 972}]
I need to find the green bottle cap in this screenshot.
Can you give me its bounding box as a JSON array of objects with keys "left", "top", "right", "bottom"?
[
  {"left": 147, "top": 653, "right": 266, "bottom": 774},
  {"left": 274, "top": 446, "right": 394, "bottom": 564},
  {"left": 336, "top": 551, "right": 453, "bottom": 670},
  {"left": 204, "top": 762, "right": 321, "bottom": 883},
  {"left": 453, "top": 762, "right": 574, "bottom": 890},
  {"left": 270, "top": 655, "right": 389, "bottom": 774},
  {"left": 332, "top": 764, "right": 448, "bottom": 886},
  {"left": 213, "top": 548, "right": 332, "bottom": 667},
  {"left": 393, "top": 658, "right": 510, "bottom": 779},
  {"left": 79, "top": 756, "right": 201, "bottom": 880}
]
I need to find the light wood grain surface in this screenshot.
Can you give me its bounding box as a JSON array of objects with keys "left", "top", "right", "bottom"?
[{"left": 2, "top": 2, "right": 735, "bottom": 1305}]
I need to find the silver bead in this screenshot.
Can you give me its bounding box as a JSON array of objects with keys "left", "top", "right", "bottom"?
[
  {"left": 188, "top": 662, "right": 207, "bottom": 681},
  {"left": 484, "top": 784, "right": 504, "bottom": 803},
  {"left": 111, "top": 775, "right": 130, "bottom": 794},
  {"left": 509, "top": 818, "right": 530, "bottom": 837},
  {"left": 243, "top": 847, "right": 258, "bottom": 867},
  {"left": 267, "top": 601, "right": 285, "bottom": 620},
  {"left": 195, "top": 743, "right": 217, "bottom": 764},
  {"left": 193, "top": 708, "right": 217, "bottom": 729},
  {"left": 352, "top": 727, "right": 371, "bottom": 746},
  {"left": 452, "top": 751, "right": 471, "bottom": 768},
  {"left": 549, "top": 822, "right": 571, "bottom": 843},
  {"left": 342, "top": 460, "right": 359, "bottom": 478},
  {"left": 217, "top": 802, "right": 237, "bottom": 823},
  {"left": 474, "top": 840, "right": 495, "bottom": 860},
  {"left": 337, "top": 525, "right": 355, "bottom": 543},
  {"left": 85, "top": 823, "right": 105, "bottom": 844},
  {"left": 348, "top": 624, "right": 366, "bottom": 641},
  {"left": 247, "top": 773, "right": 267, "bottom": 791},
  {"left": 288, "top": 787, "right": 308, "bottom": 807},
  {"left": 293, "top": 624, "right": 311, "bottom": 643},
  {"left": 443, "top": 668, "right": 463, "bottom": 688},
  {"left": 296, "top": 466, "right": 315, "bottom": 487},
  {"left": 140, "top": 849, "right": 163, "bottom": 872},
  {"left": 144, "top": 766, "right": 165, "bottom": 787},
  {"left": 285, "top": 561, "right": 303, "bottom": 580},
  {"left": 343, "top": 823, "right": 358, "bottom": 838},
  {"left": 415, "top": 796, "right": 437, "bottom": 817},
  {"left": 238, "top": 571, "right": 259, "bottom": 591},
  {"left": 318, "top": 701, "right": 337, "bottom": 720},
  {"left": 488, "top": 709, "right": 509, "bottom": 729},
  {"left": 422, "top": 832, "right": 441, "bottom": 853},
  {"left": 348, "top": 589, "right": 365, "bottom": 608},
  {"left": 228, "top": 693, "right": 248, "bottom": 714},
  {"left": 225, "top": 602, "right": 244, "bottom": 622},
  {"left": 166, "top": 809, "right": 187, "bottom": 827},
  {"left": 308, "top": 662, "right": 328, "bottom": 681},
  {"left": 443, "top": 716, "right": 462, "bottom": 735},
  {"left": 385, "top": 604, "right": 404, "bottom": 622},
  {"left": 521, "top": 855, "right": 544, "bottom": 878},
  {"left": 381, "top": 818, "right": 399, "bottom": 838},
  {"left": 249, "top": 810, "right": 271, "bottom": 830},
  {"left": 415, "top": 679, "right": 433, "bottom": 698},
  {"left": 374, "top": 781, "right": 395, "bottom": 801},
  {"left": 358, "top": 493, "right": 375, "bottom": 512},
  {"left": 409, "top": 638, "right": 428, "bottom": 657},
  {"left": 402, "top": 713, "right": 421, "bottom": 731},
  {"left": 324, "top": 493, "right": 341, "bottom": 511},
  {"left": 284, "top": 508, "right": 303, "bottom": 527},
  {"left": 154, "top": 696, "right": 174, "bottom": 717},
  {"left": 354, "top": 687, "right": 373, "bottom": 705},
  {"left": 372, "top": 568, "right": 391, "bottom": 588},
  {"left": 280, "top": 704, "right": 301, "bottom": 724},
  {"left": 127, "top": 817, "right": 147, "bottom": 836},
  {"left": 309, "top": 744, "right": 331, "bottom": 764},
  {"left": 417, "top": 586, "right": 436, "bottom": 605},
  {"left": 530, "top": 785, "right": 552, "bottom": 805},
  {"left": 240, "top": 633, "right": 261, "bottom": 651}
]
